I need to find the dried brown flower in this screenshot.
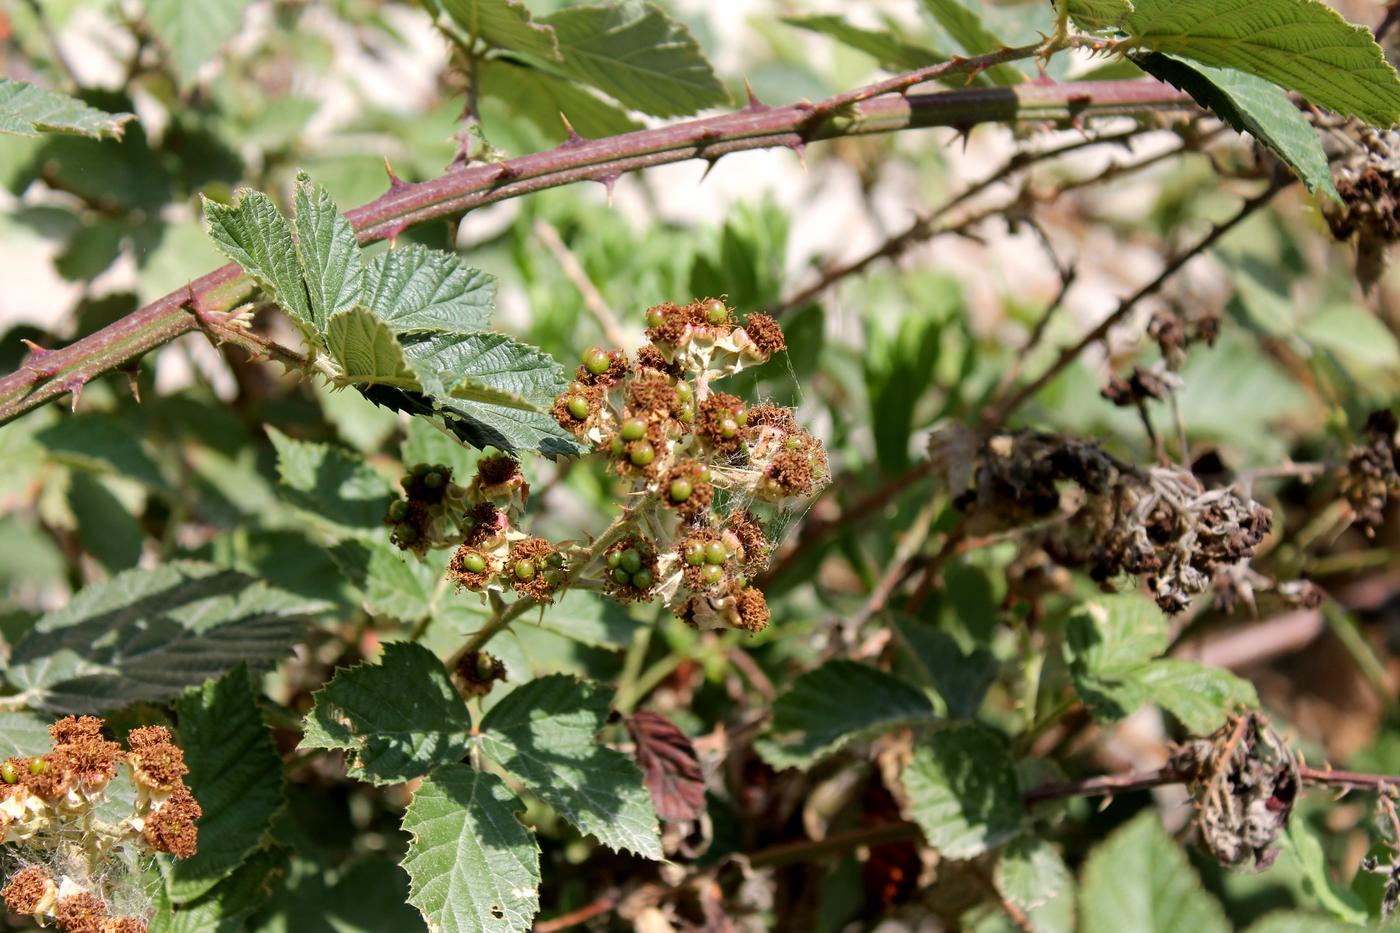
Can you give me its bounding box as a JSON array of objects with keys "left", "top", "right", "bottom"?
[
  {"left": 142, "top": 786, "right": 201, "bottom": 858},
  {"left": 2, "top": 866, "right": 55, "bottom": 915}
]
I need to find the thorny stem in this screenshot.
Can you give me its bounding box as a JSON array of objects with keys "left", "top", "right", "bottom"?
[{"left": 0, "top": 65, "right": 1197, "bottom": 425}]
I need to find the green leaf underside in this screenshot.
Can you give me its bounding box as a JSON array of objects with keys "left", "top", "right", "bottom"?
[
  {"left": 919, "top": 0, "right": 1024, "bottom": 86},
  {"left": 539, "top": 2, "right": 728, "bottom": 118},
  {"left": 440, "top": 0, "right": 561, "bottom": 60},
  {"left": 479, "top": 59, "right": 644, "bottom": 141},
  {"left": 401, "top": 765, "right": 541, "bottom": 933},
  {"left": 300, "top": 641, "right": 472, "bottom": 785},
  {"left": 0, "top": 78, "right": 135, "bottom": 139},
  {"left": 294, "top": 172, "right": 365, "bottom": 326},
  {"left": 168, "top": 667, "right": 285, "bottom": 903},
  {"left": 329, "top": 307, "right": 419, "bottom": 388},
  {"left": 145, "top": 0, "right": 253, "bottom": 87},
  {"left": 996, "top": 836, "right": 1073, "bottom": 913},
  {"left": 757, "top": 660, "right": 934, "bottom": 770},
  {"left": 1126, "top": 0, "right": 1400, "bottom": 127},
  {"left": 1132, "top": 52, "right": 1338, "bottom": 199},
  {"left": 902, "top": 723, "right": 1022, "bottom": 859},
  {"left": 0, "top": 710, "right": 60, "bottom": 757},
  {"left": 6, "top": 562, "right": 321, "bottom": 713},
  {"left": 364, "top": 246, "right": 495, "bottom": 336},
  {"left": 478, "top": 675, "right": 662, "bottom": 859},
  {"left": 266, "top": 426, "right": 396, "bottom": 535},
  {"left": 1080, "top": 811, "right": 1230, "bottom": 933},
  {"left": 1066, "top": 595, "right": 1256, "bottom": 731},
  {"left": 203, "top": 190, "right": 316, "bottom": 339},
  {"left": 1066, "top": 0, "right": 1134, "bottom": 32}
]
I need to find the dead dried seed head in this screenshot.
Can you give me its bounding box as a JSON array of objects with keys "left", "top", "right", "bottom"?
[
  {"left": 1342, "top": 409, "right": 1399, "bottom": 534},
  {"left": 764, "top": 449, "right": 819, "bottom": 499},
  {"left": 125, "top": 726, "right": 173, "bottom": 752},
  {"left": 1171, "top": 712, "right": 1298, "bottom": 872},
  {"left": 142, "top": 786, "right": 201, "bottom": 858},
  {"left": 741, "top": 313, "right": 785, "bottom": 356},
  {"left": 476, "top": 453, "right": 522, "bottom": 490},
  {"left": 698, "top": 393, "right": 747, "bottom": 455},
  {"left": 22, "top": 752, "right": 76, "bottom": 800},
  {"left": 731, "top": 586, "right": 771, "bottom": 633},
  {"left": 745, "top": 403, "right": 797, "bottom": 434},
  {"left": 63, "top": 735, "right": 121, "bottom": 787},
  {"left": 2, "top": 866, "right": 55, "bottom": 915},
  {"left": 625, "top": 371, "right": 682, "bottom": 421},
  {"left": 635, "top": 344, "right": 682, "bottom": 377},
  {"left": 1101, "top": 365, "right": 1182, "bottom": 407},
  {"left": 447, "top": 545, "right": 495, "bottom": 591},
  {"left": 55, "top": 891, "right": 107, "bottom": 933},
  {"left": 101, "top": 918, "right": 149, "bottom": 933},
  {"left": 454, "top": 651, "right": 507, "bottom": 697},
  {"left": 127, "top": 738, "right": 188, "bottom": 792},
  {"left": 724, "top": 509, "right": 771, "bottom": 576},
  {"left": 49, "top": 716, "right": 104, "bottom": 747},
  {"left": 462, "top": 502, "right": 505, "bottom": 549}
]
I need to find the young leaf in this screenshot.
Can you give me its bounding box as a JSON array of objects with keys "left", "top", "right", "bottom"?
[
  {"left": 266, "top": 426, "right": 397, "bottom": 536},
  {"left": 203, "top": 190, "right": 316, "bottom": 339},
  {"left": 756, "top": 659, "right": 935, "bottom": 770},
  {"left": 902, "top": 723, "right": 1022, "bottom": 859},
  {"left": 293, "top": 172, "right": 365, "bottom": 326},
  {"left": 1080, "top": 810, "right": 1230, "bottom": 933},
  {"left": 893, "top": 619, "right": 997, "bottom": 719},
  {"left": 145, "top": 0, "right": 254, "bottom": 88},
  {"left": 540, "top": 1, "right": 729, "bottom": 118},
  {"left": 328, "top": 307, "right": 420, "bottom": 389},
  {"left": 439, "top": 0, "right": 561, "bottom": 60},
  {"left": 167, "top": 666, "right": 285, "bottom": 904},
  {"left": 0, "top": 78, "right": 135, "bottom": 139},
  {"left": 996, "top": 836, "right": 1074, "bottom": 915},
  {"left": 300, "top": 641, "right": 472, "bottom": 785},
  {"left": 401, "top": 764, "right": 540, "bottom": 933},
  {"left": 1131, "top": 53, "right": 1339, "bottom": 199},
  {"left": 1064, "top": 594, "right": 1168, "bottom": 672},
  {"left": 625, "top": 710, "right": 706, "bottom": 823},
  {"left": 1126, "top": 0, "right": 1400, "bottom": 127},
  {"left": 1066, "top": 0, "right": 1134, "bottom": 31},
  {"left": 1133, "top": 659, "right": 1257, "bottom": 733},
  {"left": 363, "top": 246, "right": 495, "bottom": 336},
  {"left": 478, "top": 674, "right": 662, "bottom": 859},
  {"left": 919, "top": 0, "right": 1024, "bottom": 86},
  {"left": 6, "top": 562, "right": 322, "bottom": 713}
]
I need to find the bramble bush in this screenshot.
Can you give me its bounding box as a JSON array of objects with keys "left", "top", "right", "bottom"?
[{"left": 6, "top": 0, "right": 1400, "bottom": 930}]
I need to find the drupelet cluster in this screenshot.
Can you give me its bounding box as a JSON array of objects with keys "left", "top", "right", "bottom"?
[
  {"left": 0, "top": 717, "right": 201, "bottom": 932},
  {"left": 384, "top": 298, "right": 827, "bottom": 635}
]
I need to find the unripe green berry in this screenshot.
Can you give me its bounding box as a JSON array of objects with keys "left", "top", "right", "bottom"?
[
  {"left": 620, "top": 549, "right": 643, "bottom": 575},
  {"left": 476, "top": 653, "right": 496, "bottom": 679},
  {"left": 703, "top": 541, "right": 728, "bottom": 565},
  {"left": 388, "top": 500, "right": 409, "bottom": 522},
  {"left": 669, "top": 479, "right": 693, "bottom": 502},
  {"left": 606, "top": 551, "right": 622, "bottom": 569},
  {"left": 461, "top": 552, "right": 487, "bottom": 574},
  {"left": 0, "top": 762, "right": 16, "bottom": 784},
  {"left": 719, "top": 418, "right": 739, "bottom": 439},
  {"left": 397, "top": 525, "right": 419, "bottom": 543},
  {"left": 513, "top": 560, "right": 537, "bottom": 582},
  {"left": 678, "top": 405, "right": 694, "bottom": 424},
  {"left": 423, "top": 470, "right": 445, "bottom": 489},
  {"left": 632, "top": 569, "right": 654, "bottom": 590},
  {"left": 544, "top": 570, "right": 563, "bottom": 586},
  {"left": 699, "top": 564, "right": 724, "bottom": 586},
  {"left": 706, "top": 300, "right": 728, "bottom": 325},
  {"left": 583, "top": 347, "right": 611, "bottom": 375},
  {"left": 735, "top": 408, "right": 748, "bottom": 427},
  {"left": 567, "top": 395, "right": 590, "bottom": 419},
  {"left": 546, "top": 553, "right": 564, "bottom": 569},
  {"left": 620, "top": 418, "right": 647, "bottom": 441},
  {"left": 684, "top": 542, "right": 706, "bottom": 566},
  {"left": 735, "top": 574, "right": 749, "bottom": 588},
  {"left": 675, "top": 381, "right": 693, "bottom": 403},
  {"left": 786, "top": 436, "right": 803, "bottom": 449},
  {"left": 612, "top": 567, "right": 632, "bottom": 585},
  {"left": 29, "top": 757, "right": 46, "bottom": 776},
  {"left": 629, "top": 442, "right": 655, "bottom": 466},
  {"left": 610, "top": 437, "right": 625, "bottom": 456},
  {"left": 646, "top": 306, "right": 666, "bottom": 328}
]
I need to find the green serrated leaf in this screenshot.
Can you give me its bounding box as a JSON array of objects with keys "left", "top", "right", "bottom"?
[
  {"left": 439, "top": 0, "right": 560, "bottom": 59},
  {"left": 1064, "top": 594, "right": 1168, "bottom": 671},
  {"left": 0, "top": 710, "right": 59, "bottom": 757},
  {"left": 68, "top": 472, "right": 144, "bottom": 573},
  {"left": 328, "top": 307, "right": 420, "bottom": 389},
  {"left": 1066, "top": 0, "right": 1133, "bottom": 32},
  {"left": 293, "top": 172, "right": 365, "bottom": 326},
  {"left": 146, "top": 0, "right": 253, "bottom": 87},
  {"left": 893, "top": 619, "right": 996, "bottom": 719},
  {"left": 1301, "top": 304, "right": 1400, "bottom": 370},
  {"left": 252, "top": 854, "right": 425, "bottom": 933},
  {"left": 1126, "top": 0, "right": 1400, "bottom": 127},
  {"left": 1244, "top": 913, "right": 1370, "bottom": 933},
  {"left": 1080, "top": 810, "right": 1230, "bottom": 933},
  {"left": 1131, "top": 53, "right": 1338, "bottom": 199},
  {"left": 903, "top": 723, "right": 1022, "bottom": 859},
  {"left": 479, "top": 58, "right": 644, "bottom": 142},
  {"left": 329, "top": 540, "right": 443, "bottom": 623},
  {"left": 203, "top": 190, "right": 316, "bottom": 340},
  {"left": 0, "top": 78, "right": 135, "bottom": 139},
  {"left": 1283, "top": 818, "right": 1369, "bottom": 924},
  {"left": 919, "top": 0, "right": 1023, "bottom": 85},
  {"left": 757, "top": 660, "right": 935, "bottom": 770},
  {"left": 6, "top": 562, "right": 322, "bottom": 713},
  {"left": 37, "top": 412, "right": 167, "bottom": 489},
  {"left": 168, "top": 666, "right": 285, "bottom": 903},
  {"left": 300, "top": 642, "right": 472, "bottom": 784},
  {"left": 540, "top": 1, "right": 729, "bottom": 118},
  {"left": 401, "top": 765, "right": 540, "bottom": 933},
  {"left": 1133, "top": 659, "right": 1257, "bottom": 733},
  {"left": 781, "top": 15, "right": 956, "bottom": 75},
  {"left": 479, "top": 675, "right": 661, "bottom": 859},
  {"left": 364, "top": 246, "right": 495, "bottom": 336},
  {"left": 996, "top": 836, "right": 1073, "bottom": 914},
  {"left": 266, "top": 426, "right": 397, "bottom": 537},
  {"left": 151, "top": 845, "right": 286, "bottom": 933}
]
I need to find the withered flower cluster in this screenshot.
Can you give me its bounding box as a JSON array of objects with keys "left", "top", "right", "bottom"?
[
  {"left": 384, "top": 298, "right": 827, "bottom": 637},
  {"left": 1171, "top": 712, "right": 1299, "bottom": 871},
  {"left": 0, "top": 717, "right": 201, "bottom": 932},
  {"left": 1341, "top": 409, "right": 1400, "bottom": 535},
  {"left": 1323, "top": 125, "right": 1400, "bottom": 290},
  {"left": 930, "top": 426, "right": 1271, "bottom": 612}
]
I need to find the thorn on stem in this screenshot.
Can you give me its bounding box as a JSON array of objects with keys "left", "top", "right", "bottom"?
[
  {"left": 743, "top": 77, "right": 767, "bottom": 111},
  {"left": 63, "top": 377, "right": 85, "bottom": 412},
  {"left": 596, "top": 173, "right": 619, "bottom": 205},
  {"left": 123, "top": 366, "right": 141, "bottom": 403},
  {"left": 19, "top": 340, "right": 56, "bottom": 378},
  {"left": 383, "top": 157, "right": 410, "bottom": 192},
  {"left": 559, "top": 113, "right": 586, "bottom": 146}
]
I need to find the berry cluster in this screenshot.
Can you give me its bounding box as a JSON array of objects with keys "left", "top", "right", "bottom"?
[
  {"left": 386, "top": 298, "right": 827, "bottom": 636},
  {"left": 0, "top": 717, "right": 201, "bottom": 932}
]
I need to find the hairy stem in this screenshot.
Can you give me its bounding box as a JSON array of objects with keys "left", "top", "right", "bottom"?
[{"left": 0, "top": 68, "right": 1196, "bottom": 425}]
